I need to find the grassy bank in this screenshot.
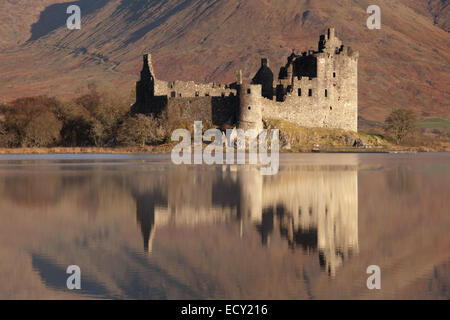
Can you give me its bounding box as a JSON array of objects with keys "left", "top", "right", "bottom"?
[
  {"left": 420, "top": 118, "right": 450, "bottom": 130},
  {"left": 264, "top": 119, "right": 388, "bottom": 152},
  {"left": 264, "top": 119, "right": 450, "bottom": 152}
]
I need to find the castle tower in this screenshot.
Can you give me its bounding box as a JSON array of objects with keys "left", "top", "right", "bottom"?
[
  {"left": 135, "top": 54, "right": 155, "bottom": 112},
  {"left": 328, "top": 27, "right": 335, "bottom": 39},
  {"left": 140, "top": 54, "right": 155, "bottom": 82},
  {"left": 238, "top": 83, "right": 263, "bottom": 131},
  {"left": 318, "top": 27, "right": 342, "bottom": 53},
  {"left": 251, "top": 58, "right": 274, "bottom": 99},
  {"left": 316, "top": 28, "right": 359, "bottom": 131}
]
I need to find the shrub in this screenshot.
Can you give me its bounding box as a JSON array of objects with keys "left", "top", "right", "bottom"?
[
  {"left": 0, "top": 121, "right": 12, "bottom": 147},
  {"left": 72, "top": 87, "right": 131, "bottom": 146},
  {"left": 56, "top": 87, "right": 131, "bottom": 146},
  {"left": 22, "top": 111, "right": 62, "bottom": 147},
  {"left": 0, "top": 96, "right": 63, "bottom": 147},
  {"left": 117, "top": 114, "right": 167, "bottom": 146}
]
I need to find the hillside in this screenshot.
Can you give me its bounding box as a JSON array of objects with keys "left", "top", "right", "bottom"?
[
  {"left": 0, "top": 0, "right": 449, "bottom": 122},
  {"left": 0, "top": 0, "right": 72, "bottom": 49}
]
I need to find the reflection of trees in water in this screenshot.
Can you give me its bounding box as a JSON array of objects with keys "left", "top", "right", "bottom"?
[
  {"left": 385, "top": 165, "right": 418, "bottom": 195},
  {"left": 0, "top": 165, "right": 108, "bottom": 210},
  {"left": 0, "top": 163, "right": 164, "bottom": 215},
  {"left": 1, "top": 174, "right": 65, "bottom": 208}
]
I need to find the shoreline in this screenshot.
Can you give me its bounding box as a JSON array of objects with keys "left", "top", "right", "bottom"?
[
  {"left": 0, "top": 146, "right": 172, "bottom": 155},
  {"left": 0, "top": 146, "right": 444, "bottom": 155}
]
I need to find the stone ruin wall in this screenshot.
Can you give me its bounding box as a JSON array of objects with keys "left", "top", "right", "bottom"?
[
  {"left": 164, "top": 96, "right": 238, "bottom": 128},
  {"left": 151, "top": 79, "right": 239, "bottom": 127},
  {"left": 154, "top": 79, "right": 237, "bottom": 98}
]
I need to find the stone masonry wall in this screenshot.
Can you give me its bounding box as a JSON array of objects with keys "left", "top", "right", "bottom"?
[
  {"left": 165, "top": 96, "right": 238, "bottom": 128},
  {"left": 261, "top": 47, "right": 358, "bottom": 132},
  {"left": 155, "top": 79, "right": 237, "bottom": 98},
  {"left": 260, "top": 77, "right": 357, "bottom": 132}
]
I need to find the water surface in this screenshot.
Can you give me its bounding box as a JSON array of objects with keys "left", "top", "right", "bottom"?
[{"left": 0, "top": 153, "right": 448, "bottom": 299}]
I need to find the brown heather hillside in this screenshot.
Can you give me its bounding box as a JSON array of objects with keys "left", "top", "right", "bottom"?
[
  {"left": 0, "top": 0, "right": 449, "bottom": 122},
  {"left": 0, "top": 0, "right": 71, "bottom": 49},
  {"left": 427, "top": 0, "right": 450, "bottom": 31}
]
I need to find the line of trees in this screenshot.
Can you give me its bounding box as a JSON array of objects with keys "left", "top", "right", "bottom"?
[{"left": 0, "top": 87, "right": 167, "bottom": 148}]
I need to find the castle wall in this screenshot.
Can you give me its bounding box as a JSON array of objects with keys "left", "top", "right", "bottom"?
[
  {"left": 133, "top": 95, "right": 167, "bottom": 115},
  {"left": 165, "top": 96, "right": 238, "bottom": 127},
  {"left": 260, "top": 89, "right": 357, "bottom": 132},
  {"left": 147, "top": 77, "right": 239, "bottom": 127},
  {"left": 155, "top": 79, "right": 236, "bottom": 98}
]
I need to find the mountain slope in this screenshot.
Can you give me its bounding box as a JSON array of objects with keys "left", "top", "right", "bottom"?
[
  {"left": 0, "top": 0, "right": 73, "bottom": 49},
  {"left": 0, "top": 0, "right": 448, "bottom": 122},
  {"left": 427, "top": 0, "right": 450, "bottom": 31}
]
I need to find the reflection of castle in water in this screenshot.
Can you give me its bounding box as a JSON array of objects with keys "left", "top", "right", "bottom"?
[{"left": 133, "top": 163, "right": 358, "bottom": 276}]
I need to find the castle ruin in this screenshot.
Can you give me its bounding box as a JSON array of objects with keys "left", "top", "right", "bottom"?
[{"left": 133, "top": 28, "right": 358, "bottom": 132}]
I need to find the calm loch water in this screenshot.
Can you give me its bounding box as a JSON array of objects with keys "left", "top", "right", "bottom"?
[{"left": 0, "top": 153, "right": 448, "bottom": 299}]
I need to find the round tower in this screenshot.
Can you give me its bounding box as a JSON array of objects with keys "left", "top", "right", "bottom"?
[{"left": 238, "top": 83, "right": 263, "bottom": 132}]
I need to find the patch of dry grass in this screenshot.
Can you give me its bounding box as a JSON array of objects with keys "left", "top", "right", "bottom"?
[
  {"left": 264, "top": 119, "right": 390, "bottom": 152},
  {"left": 265, "top": 119, "right": 450, "bottom": 152}
]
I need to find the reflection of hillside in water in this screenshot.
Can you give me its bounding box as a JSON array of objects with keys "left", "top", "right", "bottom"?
[{"left": 134, "top": 164, "right": 359, "bottom": 277}]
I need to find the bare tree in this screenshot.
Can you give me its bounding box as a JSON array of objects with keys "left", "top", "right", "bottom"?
[{"left": 384, "top": 109, "right": 418, "bottom": 145}]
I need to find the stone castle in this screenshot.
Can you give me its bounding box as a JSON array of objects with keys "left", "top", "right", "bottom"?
[{"left": 133, "top": 28, "right": 359, "bottom": 132}]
